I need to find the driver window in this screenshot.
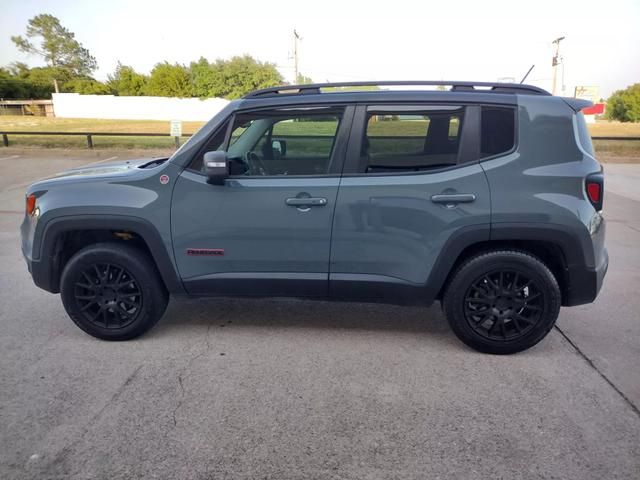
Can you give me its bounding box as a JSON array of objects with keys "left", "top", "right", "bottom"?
[{"left": 227, "top": 108, "right": 343, "bottom": 176}]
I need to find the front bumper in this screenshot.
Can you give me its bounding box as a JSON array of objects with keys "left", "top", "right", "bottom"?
[{"left": 22, "top": 246, "right": 58, "bottom": 293}]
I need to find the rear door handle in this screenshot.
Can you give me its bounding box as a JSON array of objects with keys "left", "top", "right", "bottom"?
[
  {"left": 430, "top": 193, "right": 476, "bottom": 204},
  {"left": 285, "top": 197, "right": 328, "bottom": 207}
]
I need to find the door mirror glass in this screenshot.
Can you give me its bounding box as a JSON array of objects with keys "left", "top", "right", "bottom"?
[{"left": 204, "top": 151, "right": 229, "bottom": 185}]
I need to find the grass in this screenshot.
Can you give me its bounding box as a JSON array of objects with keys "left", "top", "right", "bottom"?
[
  {"left": 588, "top": 121, "right": 640, "bottom": 137},
  {"left": 0, "top": 116, "right": 205, "bottom": 134},
  {"left": 1, "top": 115, "right": 639, "bottom": 158},
  {"left": 0, "top": 115, "right": 206, "bottom": 150}
]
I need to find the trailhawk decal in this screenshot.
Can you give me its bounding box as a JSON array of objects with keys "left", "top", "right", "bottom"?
[{"left": 186, "top": 248, "right": 224, "bottom": 256}]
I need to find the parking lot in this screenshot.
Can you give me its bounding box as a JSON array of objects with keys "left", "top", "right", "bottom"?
[{"left": 1, "top": 149, "right": 639, "bottom": 479}]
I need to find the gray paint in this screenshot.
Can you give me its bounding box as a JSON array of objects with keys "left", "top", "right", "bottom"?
[
  {"left": 480, "top": 95, "right": 605, "bottom": 268},
  {"left": 330, "top": 163, "right": 490, "bottom": 285},
  {"left": 171, "top": 170, "right": 340, "bottom": 290}
]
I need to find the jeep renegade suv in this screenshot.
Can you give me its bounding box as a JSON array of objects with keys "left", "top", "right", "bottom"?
[{"left": 20, "top": 81, "right": 608, "bottom": 354}]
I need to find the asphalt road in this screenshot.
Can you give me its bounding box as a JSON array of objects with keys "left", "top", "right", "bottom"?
[{"left": 0, "top": 149, "right": 639, "bottom": 479}]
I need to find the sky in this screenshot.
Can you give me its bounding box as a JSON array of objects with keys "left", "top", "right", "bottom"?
[{"left": 0, "top": 0, "right": 638, "bottom": 98}]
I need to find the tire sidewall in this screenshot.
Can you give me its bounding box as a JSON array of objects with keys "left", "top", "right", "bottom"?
[
  {"left": 444, "top": 252, "right": 561, "bottom": 354},
  {"left": 60, "top": 243, "right": 167, "bottom": 341}
]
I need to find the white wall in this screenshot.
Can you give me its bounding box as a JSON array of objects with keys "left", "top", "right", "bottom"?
[{"left": 52, "top": 93, "right": 229, "bottom": 121}]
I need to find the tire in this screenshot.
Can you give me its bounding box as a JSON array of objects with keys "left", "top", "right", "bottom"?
[
  {"left": 442, "top": 250, "right": 561, "bottom": 354},
  {"left": 60, "top": 242, "right": 169, "bottom": 341}
]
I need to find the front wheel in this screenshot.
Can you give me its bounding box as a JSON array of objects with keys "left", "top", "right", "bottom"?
[
  {"left": 60, "top": 243, "right": 169, "bottom": 341},
  {"left": 442, "top": 250, "right": 561, "bottom": 354}
]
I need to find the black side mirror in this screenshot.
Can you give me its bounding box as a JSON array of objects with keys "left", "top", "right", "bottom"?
[
  {"left": 272, "top": 139, "right": 287, "bottom": 158},
  {"left": 204, "top": 151, "right": 229, "bottom": 185}
]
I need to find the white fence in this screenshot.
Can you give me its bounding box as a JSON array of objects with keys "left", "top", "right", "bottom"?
[{"left": 52, "top": 93, "right": 229, "bottom": 121}]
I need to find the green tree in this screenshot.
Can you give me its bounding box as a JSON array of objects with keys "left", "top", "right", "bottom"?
[
  {"left": 11, "top": 14, "right": 97, "bottom": 92},
  {"left": 107, "top": 62, "right": 147, "bottom": 96},
  {"left": 216, "top": 56, "right": 283, "bottom": 99},
  {"left": 0, "top": 68, "right": 33, "bottom": 98},
  {"left": 143, "top": 62, "right": 191, "bottom": 97},
  {"left": 607, "top": 83, "right": 640, "bottom": 122},
  {"left": 296, "top": 73, "right": 313, "bottom": 85},
  {"left": 188, "top": 55, "right": 283, "bottom": 99},
  {"left": 62, "top": 78, "right": 111, "bottom": 95},
  {"left": 0, "top": 63, "right": 60, "bottom": 98},
  {"left": 190, "top": 57, "right": 222, "bottom": 98}
]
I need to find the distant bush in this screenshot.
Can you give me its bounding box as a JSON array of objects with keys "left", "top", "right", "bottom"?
[
  {"left": 607, "top": 83, "right": 640, "bottom": 122},
  {"left": 143, "top": 62, "right": 192, "bottom": 98},
  {"left": 190, "top": 55, "right": 284, "bottom": 99},
  {"left": 108, "top": 63, "right": 147, "bottom": 96},
  {"left": 62, "top": 78, "right": 111, "bottom": 95}
]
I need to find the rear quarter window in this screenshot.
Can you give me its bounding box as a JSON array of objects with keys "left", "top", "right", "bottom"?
[{"left": 480, "top": 106, "right": 516, "bottom": 158}]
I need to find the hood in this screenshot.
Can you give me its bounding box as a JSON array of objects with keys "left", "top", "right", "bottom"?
[
  {"left": 28, "top": 157, "right": 169, "bottom": 188},
  {"left": 45, "top": 157, "right": 168, "bottom": 180}
]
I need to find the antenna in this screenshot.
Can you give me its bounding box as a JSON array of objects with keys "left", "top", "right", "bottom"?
[{"left": 520, "top": 65, "right": 535, "bottom": 84}]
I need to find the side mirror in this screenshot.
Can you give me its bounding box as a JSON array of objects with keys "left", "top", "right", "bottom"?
[
  {"left": 272, "top": 139, "right": 286, "bottom": 158},
  {"left": 204, "top": 151, "right": 229, "bottom": 185}
]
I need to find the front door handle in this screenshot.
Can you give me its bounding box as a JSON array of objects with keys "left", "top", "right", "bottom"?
[
  {"left": 430, "top": 193, "right": 476, "bottom": 204},
  {"left": 285, "top": 197, "right": 328, "bottom": 207}
]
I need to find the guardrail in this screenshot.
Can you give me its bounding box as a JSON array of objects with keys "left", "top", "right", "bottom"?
[
  {"left": 1, "top": 131, "right": 640, "bottom": 149},
  {"left": 0, "top": 131, "right": 194, "bottom": 149},
  {"left": 588, "top": 137, "right": 640, "bottom": 141}
]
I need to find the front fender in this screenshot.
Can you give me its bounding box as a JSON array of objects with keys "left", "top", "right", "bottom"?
[{"left": 28, "top": 214, "right": 184, "bottom": 294}]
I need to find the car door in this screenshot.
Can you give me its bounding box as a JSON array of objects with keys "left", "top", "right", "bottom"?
[
  {"left": 329, "top": 103, "right": 491, "bottom": 302},
  {"left": 171, "top": 105, "right": 354, "bottom": 297}
]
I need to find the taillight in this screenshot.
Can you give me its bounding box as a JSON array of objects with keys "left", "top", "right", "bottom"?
[
  {"left": 26, "top": 194, "right": 36, "bottom": 216},
  {"left": 585, "top": 172, "right": 604, "bottom": 211}
]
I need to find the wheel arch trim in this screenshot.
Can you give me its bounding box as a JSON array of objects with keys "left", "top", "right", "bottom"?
[
  {"left": 34, "top": 214, "right": 185, "bottom": 294},
  {"left": 426, "top": 222, "right": 593, "bottom": 303}
]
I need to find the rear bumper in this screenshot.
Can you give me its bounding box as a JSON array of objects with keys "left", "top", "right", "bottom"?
[{"left": 564, "top": 247, "right": 608, "bottom": 306}]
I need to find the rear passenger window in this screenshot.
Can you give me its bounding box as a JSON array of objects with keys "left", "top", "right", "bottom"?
[
  {"left": 362, "top": 107, "right": 465, "bottom": 173},
  {"left": 480, "top": 107, "right": 515, "bottom": 158}
]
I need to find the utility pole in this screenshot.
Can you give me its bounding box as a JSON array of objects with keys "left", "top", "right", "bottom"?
[
  {"left": 551, "top": 36, "right": 565, "bottom": 95},
  {"left": 293, "top": 29, "right": 300, "bottom": 84}
]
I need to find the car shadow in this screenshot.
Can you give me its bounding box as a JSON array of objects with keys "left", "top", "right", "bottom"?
[{"left": 150, "top": 295, "right": 452, "bottom": 339}]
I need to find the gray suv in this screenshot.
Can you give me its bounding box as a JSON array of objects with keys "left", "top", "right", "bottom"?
[{"left": 20, "top": 81, "right": 608, "bottom": 354}]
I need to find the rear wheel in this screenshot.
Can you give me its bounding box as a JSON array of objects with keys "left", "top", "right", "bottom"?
[
  {"left": 443, "top": 250, "right": 561, "bottom": 354},
  {"left": 60, "top": 243, "right": 168, "bottom": 340}
]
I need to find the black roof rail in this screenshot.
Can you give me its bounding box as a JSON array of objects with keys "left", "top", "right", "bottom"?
[{"left": 243, "top": 81, "right": 551, "bottom": 98}]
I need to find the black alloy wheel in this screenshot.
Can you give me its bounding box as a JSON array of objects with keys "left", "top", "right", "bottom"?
[
  {"left": 60, "top": 242, "right": 168, "bottom": 341},
  {"left": 73, "top": 263, "right": 143, "bottom": 329},
  {"left": 464, "top": 270, "right": 543, "bottom": 341},
  {"left": 443, "top": 250, "right": 561, "bottom": 354}
]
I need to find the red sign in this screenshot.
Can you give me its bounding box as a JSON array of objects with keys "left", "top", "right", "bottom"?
[{"left": 583, "top": 103, "right": 605, "bottom": 115}]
